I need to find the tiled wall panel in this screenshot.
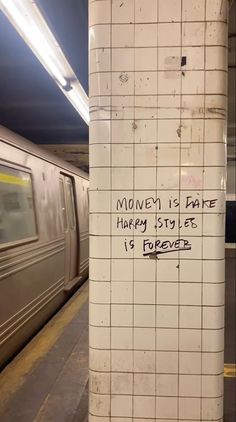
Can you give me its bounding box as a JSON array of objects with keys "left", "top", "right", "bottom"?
[{"left": 89, "top": 1, "right": 228, "bottom": 421}]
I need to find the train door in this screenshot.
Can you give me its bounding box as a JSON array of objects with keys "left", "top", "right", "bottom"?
[{"left": 59, "top": 174, "right": 78, "bottom": 285}]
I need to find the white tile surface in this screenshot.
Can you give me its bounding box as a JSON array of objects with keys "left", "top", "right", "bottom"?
[
  {"left": 135, "top": 24, "right": 157, "bottom": 47},
  {"left": 111, "top": 395, "right": 132, "bottom": 417},
  {"left": 156, "top": 374, "right": 178, "bottom": 396},
  {"left": 135, "top": 0, "right": 158, "bottom": 23},
  {"left": 183, "top": 0, "right": 205, "bottom": 21},
  {"left": 89, "top": 0, "right": 227, "bottom": 419},
  {"left": 133, "top": 396, "right": 155, "bottom": 418},
  {"left": 111, "top": 350, "right": 133, "bottom": 372},
  {"left": 156, "top": 351, "right": 179, "bottom": 373},
  {"left": 134, "top": 351, "right": 155, "bottom": 373},
  {"left": 90, "top": 393, "right": 110, "bottom": 417},
  {"left": 90, "top": 371, "right": 110, "bottom": 394},
  {"left": 133, "top": 373, "right": 155, "bottom": 396},
  {"left": 111, "top": 373, "right": 132, "bottom": 395},
  {"left": 158, "top": 23, "right": 181, "bottom": 46},
  {"left": 182, "top": 22, "right": 205, "bottom": 46},
  {"left": 90, "top": 303, "right": 110, "bottom": 326},
  {"left": 111, "top": 327, "right": 133, "bottom": 349},
  {"left": 134, "top": 328, "right": 156, "bottom": 350},
  {"left": 179, "top": 374, "right": 201, "bottom": 397},
  {"left": 134, "top": 305, "right": 155, "bottom": 327},
  {"left": 206, "top": 0, "right": 227, "bottom": 21},
  {"left": 158, "top": 0, "right": 181, "bottom": 22},
  {"left": 179, "top": 397, "right": 201, "bottom": 419},
  {"left": 111, "top": 304, "right": 133, "bottom": 326},
  {"left": 112, "top": 24, "right": 134, "bottom": 48},
  {"left": 112, "top": 0, "right": 134, "bottom": 24},
  {"left": 179, "top": 352, "right": 202, "bottom": 374},
  {"left": 90, "top": 349, "right": 110, "bottom": 372},
  {"left": 155, "top": 397, "right": 178, "bottom": 419}
]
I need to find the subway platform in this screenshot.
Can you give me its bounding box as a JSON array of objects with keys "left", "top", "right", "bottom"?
[
  {"left": 0, "top": 254, "right": 235, "bottom": 422},
  {"left": 0, "top": 282, "right": 89, "bottom": 422}
]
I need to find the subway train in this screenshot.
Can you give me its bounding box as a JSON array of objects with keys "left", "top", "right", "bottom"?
[{"left": 0, "top": 126, "right": 89, "bottom": 369}]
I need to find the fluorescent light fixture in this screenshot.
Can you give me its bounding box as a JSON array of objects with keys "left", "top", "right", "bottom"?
[
  {"left": 0, "top": 0, "right": 89, "bottom": 125},
  {"left": 67, "top": 83, "right": 90, "bottom": 125}
]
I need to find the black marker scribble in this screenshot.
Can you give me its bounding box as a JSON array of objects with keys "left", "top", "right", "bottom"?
[{"left": 143, "top": 247, "right": 192, "bottom": 259}]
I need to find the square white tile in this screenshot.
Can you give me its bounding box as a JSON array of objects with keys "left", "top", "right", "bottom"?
[
  {"left": 134, "top": 305, "right": 155, "bottom": 327},
  {"left": 112, "top": 24, "right": 134, "bottom": 48},
  {"left": 111, "top": 373, "right": 133, "bottom": 395},
  {"left": 179, "top": 374, "right": 201, "bottom": 397},
  {"left": 182, "top": 0, "right": 205, "bottom": 21},
  {"left": 134, "top": 373, "right": 155, "bottom": 396},
  {"left": 182, "top": 22, "right": 204, "bottom": 46},
  {"left": 111, "top": 395, "right": 132, "bottom": 417},
  {"left": 179, "top": 306, "right": 201, "bottom": 329},
  {"left": 134, "top": 328, "right": 156, "bottom": 350},
  {"left": 111, "top": 327, "right": 133, "bottom": 349},
  {"left": 112, "top": 48, "right": 134, "bottom": 71},
  {"left": 134, "top": 351, "right": 156, "bottom": 373},
  {"left": 90, "top": 258, "right": 110, "bottom": 281},
  {"left": 179, "top": 352, "right": 202, "bottom": 374},
  {"left": 206, "top": 0, "right": 227, "bottom": 22},
  {"left": 90, "top": 371, "right": 110, "bottom": 394},
  {"left": 90, "top": 144, "right": 110, "bottom": 168},
  {"left": 111, "top": 282, "right": 133, "bottom": 304},
  {"left": 112, "top": 144, "right": 134, "bottom": 167},
  {"left": 179, "top": 329, "right": 201, "bottom": 351},
  {"left": 90, "top": 24, "right": 111, "bottom": 50},
  {"left": 156, "top": 328, "right": 178, "bottom": 350},
  {"left": 156, "top": 351, "right": 179, "bottom": 373},
  {"left": 90, "top": 281, "right": 110, "bottom": 304},
  {"left": 111, "top": 350, "right": 133, "bottom": 372},
  {"left": 90, "top": 348, "right": 110, "bottom": 372},
  {"left": 156, "top": 305, "right": 178, "bottom": 328},
  {"left": 135, "top": 24, "right": 157, "bottom": 47},
  {"left": 90, "top": 326, "right": 110, "bottom": 349},
  {"left": 156, "top": 374, "right": 178, "bottom": 396},
  {"left": 90, "top": 303, "right": 110, "bottom": 326},
  {"left": 179, "top": 397, "right": 201, "bottom": 419},
  {"left": 157, "top": 283, "right": 178, "bottom": 305},
  {"left": 158, "top": 23, "right": 181, "bottom": 46},
  {"left": 158, "top": 0, "right": 181, "bottom": 22},
  {"left": 90, "top": 393, "right": 110, "bottom": 417},
  {"left": 111, "top": 304, "right": 133, "bottom": 326},
  {"left": 135, "top": 0, "right": 158, "bottom": 23},
  {"left": 155, "top": 397, "right": 178, "bottom": 419},
  {"left": 133, "top": 396, "right": 155, "bottom": 418},
  {"left": 112, "top": 0, "right": 134, "bottom": 23}
]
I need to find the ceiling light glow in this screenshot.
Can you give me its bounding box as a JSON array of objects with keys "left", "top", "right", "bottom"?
[{"left": 0, "top": 0, "right": 89, "bottom": 124}]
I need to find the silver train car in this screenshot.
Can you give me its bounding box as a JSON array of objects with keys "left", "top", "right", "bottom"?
[{"left": 0, "top": 126, "right": 89, "bottom": 368}]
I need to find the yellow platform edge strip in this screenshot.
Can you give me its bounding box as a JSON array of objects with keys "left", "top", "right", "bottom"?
[{"left": 224, "top": 363, "right": 236, "bottom": 378}]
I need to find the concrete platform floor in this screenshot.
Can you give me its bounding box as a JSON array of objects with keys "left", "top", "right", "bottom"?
[
  {"left": 0, "top": 282, "right": 89, "bottom": 422},
  {"left": 0, "top": 252, "right": 235, "bottom": 421}
]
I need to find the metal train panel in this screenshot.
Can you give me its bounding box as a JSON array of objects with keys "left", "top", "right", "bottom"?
[{"left": 0, "top": 126, "right": 89, "bottom": 368}]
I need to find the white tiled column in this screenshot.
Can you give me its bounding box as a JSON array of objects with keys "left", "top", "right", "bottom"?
[{"left": 89, "top": 1, "right": 228, "bottom": 421}]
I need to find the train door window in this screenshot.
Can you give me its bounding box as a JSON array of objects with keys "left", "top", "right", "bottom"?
[
  {"left": 59, "top": 178, "right": 67, "bottom": 230},
  {"left": 87, "top": 187, "right": 89, "bottom": 207},
  {"left": 60, "top": 174, "right": 78, "bottom": 283},
  {"left": 0, "top": 164, "right": 37, "bottom": 246},
  {"left": 66, "top": 179, "right": 76, "bottom": 229}
]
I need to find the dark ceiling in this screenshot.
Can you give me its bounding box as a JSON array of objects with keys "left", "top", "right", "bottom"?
[{"left": 0, "top": 0, "right": 88, "bottom": 146}]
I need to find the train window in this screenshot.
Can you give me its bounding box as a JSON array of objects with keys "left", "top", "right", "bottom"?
[
  {"left": 0, "top": 164, "right": 37, "bottom": 246},
  {"left": 87, "top": 187, "right": 89, "bottom": 206},
  {"left": 59, "top": 178, "right": 67, "bottom": 229},
  {"left": 66, "top": 179, "right": 76, "bottom": 229}
]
